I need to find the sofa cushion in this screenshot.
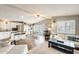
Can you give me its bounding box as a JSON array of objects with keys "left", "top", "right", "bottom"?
[
  {"left": 54, "top": 35, "right": 64, "bottom": 41},
  {"left": 16, "top": 39, "right": 36, "bottom": 50},
  {"left": 0, "top": 45, "right": 14, "bottom": 54},
  {"left": 75, "top": 42, "right": 79, "bottom": 48},
  {"left": 0, "top": 41, "right": 10, "bottom": 47},
  {"left": 7, "top": 45, "right": 28, "bottom": 54}
]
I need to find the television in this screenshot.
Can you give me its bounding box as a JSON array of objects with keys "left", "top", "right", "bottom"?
[{"left": 12, "top": 28, "right": 18, "bottom": 31}]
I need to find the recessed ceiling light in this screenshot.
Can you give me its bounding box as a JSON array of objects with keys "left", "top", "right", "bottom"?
[{"left": 21, "top": 16, "right": 24, "bottom": 19}]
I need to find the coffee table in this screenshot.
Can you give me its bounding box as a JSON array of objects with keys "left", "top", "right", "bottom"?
[{"left": 48, "top": 39, "right": 75, "bottom": 54}]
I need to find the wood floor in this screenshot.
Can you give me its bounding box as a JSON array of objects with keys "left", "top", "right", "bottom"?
[{"left": 28, "top": 39, "right": 79, "bottom": 54}]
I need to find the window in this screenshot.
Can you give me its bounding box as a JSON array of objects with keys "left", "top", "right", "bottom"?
[{"left": 56, "top": 20, "right": 75, "bottom": 34}]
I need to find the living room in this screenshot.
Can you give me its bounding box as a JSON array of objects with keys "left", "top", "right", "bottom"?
[{"left": 0, "top": 4, "right": 79, "bottom": 54}]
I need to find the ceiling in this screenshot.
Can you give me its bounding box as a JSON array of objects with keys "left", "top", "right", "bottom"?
[{"left": 0, "top": 4, "right": 79, "bottom": 24}]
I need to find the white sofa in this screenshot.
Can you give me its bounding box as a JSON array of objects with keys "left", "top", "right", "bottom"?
[
  {"left": 0, "top": 32, "right": 11, "bottom": 41},
  {"left": 0, "top": 32, "right": 28, "bottom": 54},
  {"left": 0, "top": 45, "right": 28, "bottom": 54}
]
